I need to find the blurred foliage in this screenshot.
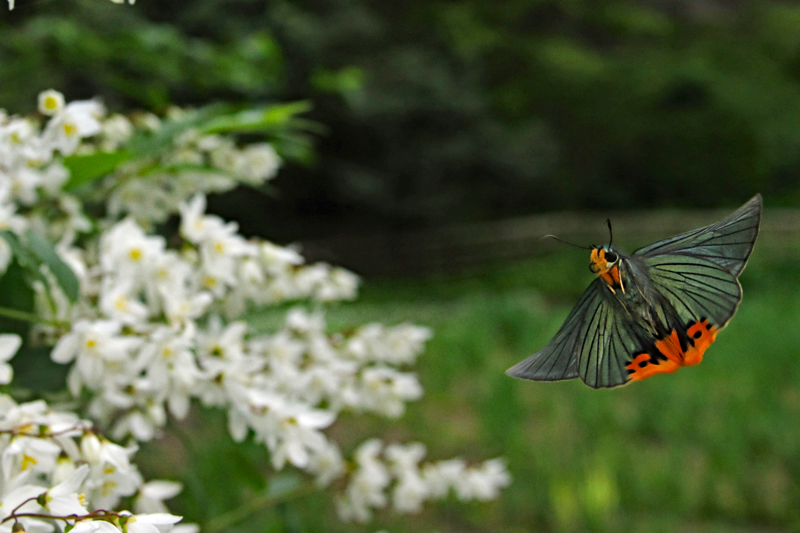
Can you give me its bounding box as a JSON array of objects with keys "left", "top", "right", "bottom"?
[{"left": 3, "top": 0, "right": 800, "bottom": 239}]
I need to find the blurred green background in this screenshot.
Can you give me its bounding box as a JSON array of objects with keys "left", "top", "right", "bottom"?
[{"left": 3, "top": 0, "right": 800, "bottom": 531}]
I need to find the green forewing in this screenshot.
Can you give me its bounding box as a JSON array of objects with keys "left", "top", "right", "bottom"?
[
  {"left": 642, "top": 254, "right": 742, "bottom": 329},
  {"left": 634, "top": 195, "right": 762, "bottom": 276},
  {"left": 635, "top": 194, "right": 761, "bottom": 329},
  {"left": 506, "top": 278, "right": 648, "bottom": 388}
]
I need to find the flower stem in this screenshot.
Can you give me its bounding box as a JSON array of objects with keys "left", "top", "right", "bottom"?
[{"left": 0, "top": 306, "right": 69, "bottom": 328}]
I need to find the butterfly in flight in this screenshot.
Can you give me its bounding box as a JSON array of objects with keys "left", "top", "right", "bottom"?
[{"left": 506, "top": 194, "right": 763, "bottom": 389}]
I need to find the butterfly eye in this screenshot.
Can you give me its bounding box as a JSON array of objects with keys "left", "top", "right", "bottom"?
[{"left": 605, "top": 251, "right": 618, "bottom": 263}]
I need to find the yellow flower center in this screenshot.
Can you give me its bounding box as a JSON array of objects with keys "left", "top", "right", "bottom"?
[
  {"left": 101, "top": 480, "right": 118, "bottom": 496},
  {"left": 114, "top": 295, "right": 129, "bottom": 312},
  {"left": 63, "top": 122, "right": 78, "bottom": 137},
  {"left": 43, "top": 96, "right": 59, "bottom": 111},
  {"left": 21, "top": 454, "right": 37, "bottom": 470}
]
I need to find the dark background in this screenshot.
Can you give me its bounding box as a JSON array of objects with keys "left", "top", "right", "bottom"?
[{"left": 3, "top": 0, "right": 796, "bottom": 246}]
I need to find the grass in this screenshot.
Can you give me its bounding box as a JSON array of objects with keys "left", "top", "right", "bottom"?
[{"left": 148, "top": 234, "right": 800, "bottom": 532}]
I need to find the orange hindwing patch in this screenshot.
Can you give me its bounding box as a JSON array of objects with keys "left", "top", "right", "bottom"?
[{"left": 626, "top": 319, "right": 718, "bottom": 382}]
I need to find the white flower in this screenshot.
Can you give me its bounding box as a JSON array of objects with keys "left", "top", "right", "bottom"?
[
  {"left": 240, "top": 391, "right": 335, "bottom": 470},
  {"left": 43, "top": 463, "right": 89, "bottom": 517},
  {"left": 285, "top": 308, "right": 326, "bottom": 334},
  {"left": 0, "top": 239, "right": 11, "bottom": 277},
  {"left": 271, "top": 406, "right": 335, "bottom": 470},
  {"left": 314, "top": 267, "right": 359, "bottom": 301},
  {"left": 0, "top": 334, "right": 21, "bottom": 384},
  {"left": 137, "top": 325, "right": 200, "bottom": 419},
  {"left": 110, "top": 404, "right": 166, "bottom": 442},
  {"left": 51, "top": 320, "right": 140, "bottom": 388},
  {"left": 100, "top": 219, "right": 165, "bottom": 281},
  {"left": 0, "top": 186, "right": 26, "bottom": 234},
  {"left": 356, "top": 366, "right": 423, "bottom": 417},
  {"left": 1, "top": 434, "right": 62, "bottom": 480},
  {"left": 0, "top": 397, "right": 84, "bottom": 436},
  {"left": 421, "top": 458, "right": 465, "bottom": 499},
  {"left": 81, "top": 434, "right": 144, "bottom": 509},
  {"left": 178, "top": 195, "right": 257, "bottom": 297},
  {"left": 71, "top": 521, "right": 122, "bottom": 533},
  {"left": 336, "top": 439, "right": 390, "bottom": 523},
  {"left": 148, "top": 250, "right": 212, "bottom": 325},
  {"left": 121, "top": 512, "right": 182, "bottom": 533},
  {"left": 196, "top": 317, "right": 248, "bottom": 363},
  {"left": 0, "top": 481, "right": 50, "bottom": 532},
  {"left": 386, "top": 442, "right": 429, "bottom": 514},
  {"left": 99, "top": 279, "right": 150, "bottom": 324},
  {"left": 452, "top": 458, "right": 511, "bottom": 502},
  {"left": 178, "top": 194, "right": 211, "bottom": 244},
  {"left": 108, "top": 179, "right": 175, "bottom": 222},
  {"left": 38, "top": 90, "right": 65, "bottom": 116},
  {"left": 209, "top": 142, "right": 242, "bottom": 176},
  {"left": 100, "top": 114, "right": 133, "bottom": 151},
  {"left": 259, "top": 242, "right": 303, "bottom": 272},
  {"left": 135, "top": 480, "right": 183, "bottom": 514},
  {"left": 237, "top": 143, "right": 281, "bottom": 184},
  {"left": 9, "top": 167, "right": 42, "bottom": 205},
  {"left": 420, "top": 457, "right": 510, "bottom": 503},
  {"left": 170, "top": 525, "right": 200, "bottom": 533},
  {"left": 346, "top": 324, "right": 431, "bottom": 364},
  {"left": 39, "top": 162, "right": 70, "bottom": 195},
  {"left": 305, "top": 441, "right": 345, "bottom": 488},
  {"left": 44, "top": 99, "right": 105, "bottom": 155}
]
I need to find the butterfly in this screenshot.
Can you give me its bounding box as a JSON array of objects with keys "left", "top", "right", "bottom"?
[{"left": 506, "top": 194, "right": 763, "bottom": 389}]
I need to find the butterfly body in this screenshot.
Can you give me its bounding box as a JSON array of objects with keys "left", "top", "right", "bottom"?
[{"left": 507, "top": 195, "right": 763, "bottom": 389}]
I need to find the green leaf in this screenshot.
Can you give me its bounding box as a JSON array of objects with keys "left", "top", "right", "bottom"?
[
  {"left": 127, "top": 104, "right": 233, "bottom": 159},
  {"left": 0, "top": 231, "right": 40, "bottom": 274},
  {"left": 311, "top": 66, "right": 365, "bottom": 95},
  {"left": 63, "top": 150, "right": 132, "bottom": 191},
  {"left": 201, "top": 101, "right": 315, "bottom": 134},
  {"left": 10, "top": 346, "right": 69, "bottom": 392},
  {"left": 24, "top": 230, "right": 80, "bottom": 303},
  {"left": 0, "top": 261, "right": 35, "bottom": 339}
]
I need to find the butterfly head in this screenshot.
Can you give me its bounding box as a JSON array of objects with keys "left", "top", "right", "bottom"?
[{"left": 589, "top": 245, "right": 619, "bottom": 275}]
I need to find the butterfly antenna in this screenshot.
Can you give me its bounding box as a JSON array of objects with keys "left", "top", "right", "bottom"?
[
  {"left": 542, "top": 235, "right": 592, "bottom": 250},
  {"left": 605, "top": 219, "right": 613, "bottom": 247}
]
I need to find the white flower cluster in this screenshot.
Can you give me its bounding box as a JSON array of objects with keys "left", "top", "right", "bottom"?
[
  {"left": 0, "top": 90, "right": 510, "bottom": 525},
  {"left": 0, "top": 91, "right": 101, "bottom": 204},
  {"left": 0, "top": 395, "right": 190, "bottom": 532},
  {"left": 1, "top": 89, "right": 279, "bottom": 230},
  {"left": 107, "top": 116, "right": 281, "bottom": 224},
  {"left": 51, "top": 195, "right": 421, "bottom": 475},
  {"left": 337, "top": 440, "right": 511, "bottom": 523}
]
